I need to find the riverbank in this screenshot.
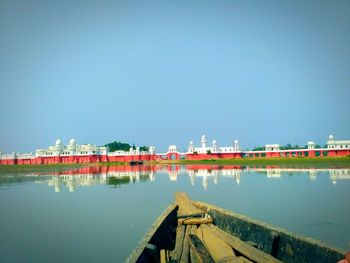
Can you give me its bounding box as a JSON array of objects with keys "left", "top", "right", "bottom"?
[
  {"left": 150, "top": 156, "right": 350, "bottom": 168},
  {"left": 0, "top": 162, "right": 125, "bottom": 174},
  {"left": 1, "top": 156, "right": 350, "bottom": 173}
]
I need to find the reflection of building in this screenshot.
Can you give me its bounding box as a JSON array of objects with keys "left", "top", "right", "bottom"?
[
  {"left": 266, "top": 169, "right": 282, "bottom": 178},
  {"left": 221, "top": 169, "right": 242, "bottom": 184},
  {"left": 47, "top": 174, "right": 107, "bottom": 192},
  {"left": 168, "top": 171, "right": 178, "bottom": 181},
  {"left": 40, "top": 165, "right": 156, "bottom": 192},
  {"left": 247, "top": 167, "right": 350, "bottom": 184},
  {"left": 2, "top": 165, "right": 350, "bottom": 191},
  {"left": 329, "top": 169, "right": 350, "bottom": 185},
  {"left": 309, "top": 170, "right": 317, "bottom": 181},
  {"left": 186, "top": 166, "right": 243, "bottom": 189}
]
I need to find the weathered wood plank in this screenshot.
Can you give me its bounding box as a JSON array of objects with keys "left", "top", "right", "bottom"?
[
  {"left": 197, "top": 225, "right": 237, "bottom": 262},
  {"left": 203, "top": 224, "right": 281, "bottom": 263},
  {"left": 160, "top": 249, "right": 166, "bottom": 263},
  {"left": 189, "top": 226, "right": 199, "bottom": 263},
  {"left": 178, "top": 217, "right": 213, "bottom": 225},
  {"left": 188, "top": 234, "right": 215, "bottom": 263},
  {"left": 179, "top": 225, "right": 193, "bottom": 263},
  {"left": 217, "top": 256, "right": 253, "bottom": 263},
  {"left": 176, "top": 192, "right": 204, "bottom": 217},
  {"left": 171, "top": 224, "right": 186, "bottom": 261}
]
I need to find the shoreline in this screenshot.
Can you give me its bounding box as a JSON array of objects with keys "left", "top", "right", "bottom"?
[
  {"left": 153, "top": 156, "right": 350, "bottom": 168},
  {"left": 0, "top": 156, "right": 350, "bottom": 172}
]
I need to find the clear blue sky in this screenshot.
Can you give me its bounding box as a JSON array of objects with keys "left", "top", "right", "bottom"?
[{"left": 0, "top": 0, "right": 349, "bottom": 153}]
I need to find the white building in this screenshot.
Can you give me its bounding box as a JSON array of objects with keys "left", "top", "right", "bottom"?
[
  {"left": 327, "top": 135, "right": 350, "bottom": 149},
  {"left": 35, "top": 139, "right": 107, "bottom": 157},
  {"left": 187, "top": 135, "right": 241, "bottom": 154},
  {"left": 264, "top": 144, "right": 281, "bottom": 151}
]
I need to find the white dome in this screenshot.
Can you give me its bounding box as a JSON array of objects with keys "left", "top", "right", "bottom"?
[
  {"left": 234, "top": 139, "right": 239, "bottom": 144},
  {"left": 212, "top": 140, "right": 216, "bottom": 144},
  {"left": 169, "top": 145, "right": 177, "bottom": 151},
  {"left": 55, "top": 139, "right": 62, "bottom": 145},
  {"left": 69, "top": 138, "right": 76, "bottom": 145},
  {"left": 190, "top": 140, "right": 193, "bottom": 145},
  {"left": 329, "top": 134, "right": 334, "bottom": 140},
  {"left": 201, "top": 135, "right": 207, "bottom": 143}
]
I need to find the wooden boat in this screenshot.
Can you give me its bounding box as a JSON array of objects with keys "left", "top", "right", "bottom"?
[{"left": 126, "top": 192, "right": 346, "bottom": 263}]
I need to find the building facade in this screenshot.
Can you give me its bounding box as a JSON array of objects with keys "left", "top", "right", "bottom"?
[{"left": 1, "top": 134, "right": 349, "bottom": 165}]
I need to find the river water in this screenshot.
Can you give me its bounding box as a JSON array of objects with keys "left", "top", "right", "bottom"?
[{"left": 0, "top": 164, "right": 349, "bottom": 262}]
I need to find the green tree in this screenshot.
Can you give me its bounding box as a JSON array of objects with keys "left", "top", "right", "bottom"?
[
  {"left": 105, "top": 141, "right": 131, "bottom": 152},
  {"left": 104, "top": 141, "right": 149, "bottom": 152},
  {"left": 252, "top": 146, "right": 265, "bottom": 151},
  {"left": 140, "top": 146, "right": 149, "bottom": 151}
]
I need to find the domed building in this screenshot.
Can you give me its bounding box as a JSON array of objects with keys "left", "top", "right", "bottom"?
[
  {"left": 187, "top": 134, "right": 242, "bottom": 160},
  {"left": 35, "top": 139, "right": 108, "bottom": 163},
  {"left": 327, "top": 135, "right": 350, "bottom": 156}
]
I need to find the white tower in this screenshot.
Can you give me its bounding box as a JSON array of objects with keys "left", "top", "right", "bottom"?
[
  {"left": 188, "top": 141, "right": 194, "bottom": 153},
  {"left": 149, "top": 146, "right": 155, "bottom": 154},
  {"left": 68, "top": 138, "right": 76, "bottom": 151},
  {"left": 201, "top": 135, "right": 207, "bottom": 149},
  {"left": 307, "top": 141, "right": 315, "bottom": 150},
  {"left": 234, "top": 139, "right": 240, "bottom": 151},
  {"left": 212, "top": 140, "right": 218, "bottom": 153}
]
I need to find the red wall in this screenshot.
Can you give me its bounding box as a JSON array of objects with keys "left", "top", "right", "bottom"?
[
  {"left": 1, "top": 149, "right": 349, "bottom": 166},
  {"left": 186, "top": 152, "right": 242, "bottom": 160}
]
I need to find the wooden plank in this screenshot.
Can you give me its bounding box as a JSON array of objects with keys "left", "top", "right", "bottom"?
[
  {"left": 189, "top": 226, "right": 199, "bottom": 263},
  {"left": 179, "top": 225, "right": 193, "bottom": 263},
  {"left": 160, "top": 249, "right": 166, "bottom": 263},
  {"left": 218, "top": 256, "right": 253, "bottom": 263},
  {"left": 178, "top": 213, "right": 205, "bottom": 219},
  {"left": 175, "top": 192, "right": 205, "bottom": 217},
  {"left": 178, "top": 217, "right": 213, "bottom": 225},
  {"left": 188, "top": 234, "right": 215, "bottom": 263},
  {"left": 197, "top": 225, "right": 237, "bottom": 262},
  {"left": 171, "top": 224, "right": 186, "bottom": 261},
  {"left": 203, "top": 224, "right": 282, "bottom": 263}
]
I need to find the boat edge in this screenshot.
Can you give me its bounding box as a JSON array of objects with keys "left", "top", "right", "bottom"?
[
  {"left": 194, "top": 201, "right": 346, "bottom": 261},
  {"left": 125, "top": 203, "right": 178, "bottom": 263}
]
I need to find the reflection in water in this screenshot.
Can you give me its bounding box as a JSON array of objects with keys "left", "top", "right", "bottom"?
[{"left": 1, "top": 165, "right": 350, "bottom": 191}]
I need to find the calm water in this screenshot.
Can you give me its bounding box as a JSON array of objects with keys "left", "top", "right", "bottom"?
[{"left": 0, "top": 165, "right": 349, "bottom": 262}]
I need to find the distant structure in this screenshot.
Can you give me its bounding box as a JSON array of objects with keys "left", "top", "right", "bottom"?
[
  {"left": 186, "top": 135, "right": 242, "bottom": 160},
  {"left": 326, "top": 135, "right": 350, "bottom": 156},
  {"left": 0, "top": 134, "right": 349, "bottom": 165},
  {"left": 0, "top": 139, "right": 156, "bottom": 165}
]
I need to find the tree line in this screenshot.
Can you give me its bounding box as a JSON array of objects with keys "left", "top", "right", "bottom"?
[{"left": 104, "top": 141, "right": 149, "bottom": 152}]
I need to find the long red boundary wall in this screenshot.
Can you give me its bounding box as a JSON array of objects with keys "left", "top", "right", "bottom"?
[
  {"left": 0, "top": 154, "right": 158, "bottom": 165},
  {"left": 1, "top": 149, "right": 349, "bottom": 165}
]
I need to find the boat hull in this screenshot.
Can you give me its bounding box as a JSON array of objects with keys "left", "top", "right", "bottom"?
[
  {"left": 126, "top": 200, "right": 346, "bottom": 262},
  {"left": 194, "top": 201, "right": 346, "bottom": 263},
  {"left": 126, "top": 204, "right": 178, "bottom": 263}
]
